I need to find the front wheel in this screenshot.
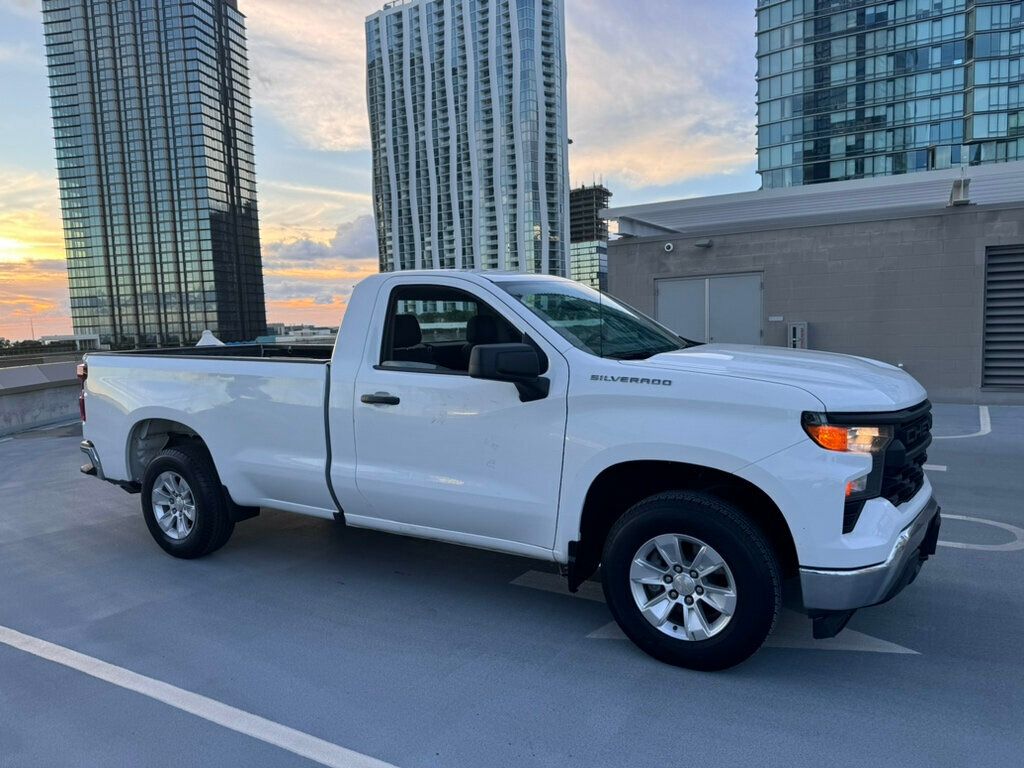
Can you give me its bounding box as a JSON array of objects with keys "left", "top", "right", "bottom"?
[
  {"left": 602, "top": 491, "right": 781, "bottom": 670},
  {"left": 141, "top": 444, "right": 234, "bottom": 559}
]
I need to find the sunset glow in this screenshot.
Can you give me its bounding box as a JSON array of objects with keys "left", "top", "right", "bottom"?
[{"left": 0, "top": 0, "right": 757, "bottom": 342}]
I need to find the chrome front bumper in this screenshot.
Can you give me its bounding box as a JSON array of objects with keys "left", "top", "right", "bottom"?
[{"left": 800, "top": 496, "right": 941, "bottom": 612}]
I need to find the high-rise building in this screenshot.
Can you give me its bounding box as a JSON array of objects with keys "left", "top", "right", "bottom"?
[
  {"left": 366, "top": 0, "right": 570, "bottom": 275},
  {"left": 43, "top": 0, "right": 266, "bottom": 347},
  {"left": 756, "top": 0, "right": 1024, "bottom": 188},
  {"left": 569, "top": 183, "right": 611, "bottom": 290}
]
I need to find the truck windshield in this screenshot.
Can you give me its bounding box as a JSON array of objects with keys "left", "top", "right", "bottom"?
[{"left": 499, "top": 280, "right": 690, "bottom": 360}]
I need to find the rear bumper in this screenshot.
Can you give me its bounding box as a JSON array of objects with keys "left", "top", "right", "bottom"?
[
  {"left": 80, "top": 439, "right": 139, "bottom": 493},
  {"left": 799, "top": 495, "right": 941, "bottom": 612},
  {"left": 80, "top": 439, "right": 104, "bottom": 480}
]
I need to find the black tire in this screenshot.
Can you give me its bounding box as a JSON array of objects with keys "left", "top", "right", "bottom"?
[
  {"left": 141, "top": 443, "right": 234, "bottom": 559},
  {"left": 601, "top": 491, "right": 781, "bottom": 671}
]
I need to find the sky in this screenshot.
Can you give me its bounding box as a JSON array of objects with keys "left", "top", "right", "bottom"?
[{"left": 0, "top": 0, "right": 758, "bottom": 341}]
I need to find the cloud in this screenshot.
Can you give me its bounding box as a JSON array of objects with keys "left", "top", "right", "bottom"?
[
  {"left": 264, "top": 297, "right": 351, "bottom": 328},
  {"left": 565, "top": 1, "right": 755, "bottom": 189},
  {"left": 0, "top": 0, "right": 761, "bottom": 335},
  {"left": 0, "top": 170, "right": 62, "bottom": 238},
  {"left": 263, "top": 214, "right": 378, "bottom": 266},
  {"left": 0, "top": 260, "right": 71, "bottom": 339},
  {"left": 0, "top": 41, "right": 39, "bottom": 67},
  {"left": 245, "top": 0, "right": 381, "bottom": 152},
  {"left": 257, "top": 178, "right": 373, "bottom": 245},
  {"left": 0, "top": 0, "right": 36, "bottom": 19},
  {"left": 245, "top": 0, "right": 757, "bottom": 191},
  {"left": 0, "top": 170, "right": 59, "bottom": 213},
  {"left": 260, "top": 213, "right": 379, "bottom": 324},
  {"left": 0, "top": 293, "right": 58, "bottom": 315}
]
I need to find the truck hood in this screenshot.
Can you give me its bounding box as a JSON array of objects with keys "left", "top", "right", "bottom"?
[{"left": 631, "top": 344, "right": 927, "bottom": 412}]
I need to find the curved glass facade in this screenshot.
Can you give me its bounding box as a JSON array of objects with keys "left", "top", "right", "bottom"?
[
  {"left": 366, "top": 0, "right": 570, "bottom": 275},
  {"left": 43, "top": 0, "right": 266, "bottom": 346},
  {"left": 756, "top": 0, "right": 1024, "bottom": 188}
]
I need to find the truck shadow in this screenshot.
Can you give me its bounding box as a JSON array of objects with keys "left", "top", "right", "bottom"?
[{"left": 208, "top": 508, "right": 925, "bottom": 678}]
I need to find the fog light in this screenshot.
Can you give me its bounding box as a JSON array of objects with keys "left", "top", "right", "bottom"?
[{"left": 845, "top": 475, "right": 869, "bottom": 497}]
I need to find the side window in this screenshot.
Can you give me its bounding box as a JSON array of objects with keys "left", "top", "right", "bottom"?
[{"left": 379, "top": 284, "right": 524, "bottom": 373}]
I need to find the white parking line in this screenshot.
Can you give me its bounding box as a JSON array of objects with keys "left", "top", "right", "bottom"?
[
  {"left": 0, "top": 624, "right": 398, "bottom": 768},
  {"left": 934, "top": 405, "right": 991, "bottom": 440},
  {"left": 938, "top": 514, "right": 1024, "bottom": 552},
  {"left": 923, "top": 464, "right": 947, "bottom": 472},
  {"left": 512, "top": 571, "right": 917, "bottom": 654}
]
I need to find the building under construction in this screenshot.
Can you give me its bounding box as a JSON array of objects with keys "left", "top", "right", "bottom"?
[{"left": 569, "top": 184, "right": 612, "bottom": 290}]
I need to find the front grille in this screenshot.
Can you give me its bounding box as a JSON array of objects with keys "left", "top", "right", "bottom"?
[{"left": 880, "top": 402, "right": 932, "bottom": 507}]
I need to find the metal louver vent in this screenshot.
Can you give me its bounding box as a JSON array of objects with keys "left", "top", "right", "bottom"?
[{"left": 983, "top": 246, "right": 1024, "bottom": 388}]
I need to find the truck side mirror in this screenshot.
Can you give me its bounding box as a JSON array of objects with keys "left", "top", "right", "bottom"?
[{"left": 468, "top": 343, "right": 550, "bottom": 402}]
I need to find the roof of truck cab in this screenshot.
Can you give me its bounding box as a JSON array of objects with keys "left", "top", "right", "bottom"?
[{"left": 364, "top": 270, "right": 571, "bottom": 284}]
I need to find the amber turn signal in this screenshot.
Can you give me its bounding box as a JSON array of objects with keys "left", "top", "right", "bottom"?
[{"left": 805, "top": 424, "right": 849, "bottom": 451}]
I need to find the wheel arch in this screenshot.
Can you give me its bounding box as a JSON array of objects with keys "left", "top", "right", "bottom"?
[
  {"left": 129, "top": 417, "right": 259, "bottom": 523},
  {"left": 126, "top": 417, "right": 208, "bottom": 484},
  {"left": 568, "top": 460, "right": 798, "bottom": 592}
]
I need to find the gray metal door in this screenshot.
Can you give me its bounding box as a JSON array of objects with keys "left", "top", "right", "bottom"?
[
  {"left": 656, "top": 276, "right": 707, "bottom": 342},
  {"left": 709, "top": 274, "right": 762, "bottom": 345},
  {"left": 656, "top": 273, "right": 762, "bottom": 345}
]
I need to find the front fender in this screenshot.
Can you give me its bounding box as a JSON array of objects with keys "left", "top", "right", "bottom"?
[{"left": 553, "top": 440, "right": 803, "bottom": 563}]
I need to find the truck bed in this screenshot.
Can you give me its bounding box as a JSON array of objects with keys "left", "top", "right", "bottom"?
[{"left": 82, "top": 348, "right": 338, "bottom": 518}]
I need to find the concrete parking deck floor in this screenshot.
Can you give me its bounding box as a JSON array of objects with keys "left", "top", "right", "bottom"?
[{"left": 1, "top": 406, "right": 1022, "bottom": 767}]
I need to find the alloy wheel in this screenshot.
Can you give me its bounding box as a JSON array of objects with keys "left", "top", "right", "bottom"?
[{"left": 628, "top": 533, "right": 737, "bottom": 641}]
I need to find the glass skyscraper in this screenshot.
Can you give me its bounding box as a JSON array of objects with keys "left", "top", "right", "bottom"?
[
  {"left": 43, "top": 0, "right": 266, "bottom": 347},
  {"left": 756, "top": 0, "right": 1024, "bottom": 188},
  {"left": 365, "top": 0, "right": 570, "bottom": 275}
]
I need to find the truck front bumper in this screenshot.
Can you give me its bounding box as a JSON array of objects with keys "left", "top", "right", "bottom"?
[{"left": 799, "top": 495, "right": 941, "bottom": 613}]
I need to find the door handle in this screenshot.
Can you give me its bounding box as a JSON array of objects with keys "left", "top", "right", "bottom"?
[{"left": 361, "top": 392, "right": 400, "bottom": 406}]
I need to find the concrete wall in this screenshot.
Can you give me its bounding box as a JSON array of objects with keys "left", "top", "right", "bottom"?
[
  {"left": 608, "top": 204, "right": 1024, "bottom": 404},
  {"left": 0, "top": 362, "right": 80, "bottom": 436}
]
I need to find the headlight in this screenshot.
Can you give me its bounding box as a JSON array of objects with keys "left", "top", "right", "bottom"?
[
  {"left": 802, "top": 413, "right": 895, "bottom": 531},
  {"left": 801, "top": 416, "right": 893, "bottom": 454}
]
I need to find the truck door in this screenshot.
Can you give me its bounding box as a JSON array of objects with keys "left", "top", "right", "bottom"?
[{"left": 350, "top": 275, "right": 568, "bottom": 551}]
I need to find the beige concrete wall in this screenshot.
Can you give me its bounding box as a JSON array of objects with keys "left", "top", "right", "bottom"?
[{"left": 0, "top": 362, "right": 80, "bottom": 436}]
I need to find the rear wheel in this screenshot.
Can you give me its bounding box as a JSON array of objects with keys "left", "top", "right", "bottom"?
[
  {"left": 141, "top": 444, "right": 234, "bottom": 559},
  {"left": 602, "top": 491, "right": 781, "bottom": 670}
]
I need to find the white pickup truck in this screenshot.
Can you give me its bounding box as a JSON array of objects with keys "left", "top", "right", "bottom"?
[{"left": 78, "top": 271, "right": 940, "bottom": 669}]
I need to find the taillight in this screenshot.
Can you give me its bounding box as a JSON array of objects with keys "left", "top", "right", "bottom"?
[{"left": 77, "top": 362, "right": 88, "bottom": 422}]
